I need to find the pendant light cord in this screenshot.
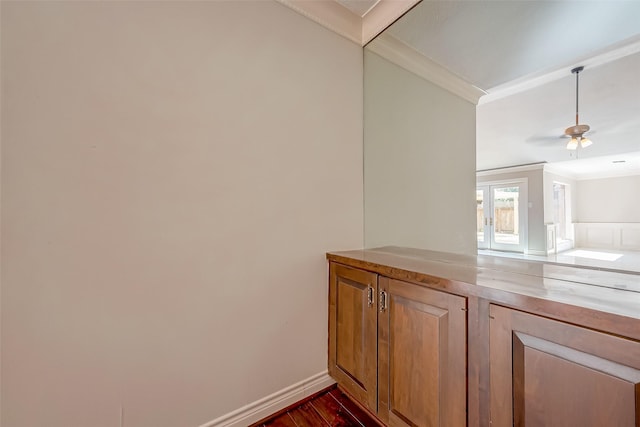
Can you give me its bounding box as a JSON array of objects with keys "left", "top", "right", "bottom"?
[
  {"left": 572, "top": 66, "right": 584, "bottom": 126},
  {"left": 575, "top": 69, "right": 579, "bottom": 126}
]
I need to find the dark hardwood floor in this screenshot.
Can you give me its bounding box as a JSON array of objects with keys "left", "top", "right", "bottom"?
[{"left": 250, "top": 386, "right": 381, "bottom": 427}]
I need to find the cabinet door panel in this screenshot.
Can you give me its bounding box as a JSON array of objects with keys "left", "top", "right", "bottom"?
[
  {"left": 329, "top": 263, "right": 378, "bottom": 412},
  {"left": 336, "top": 277, "right": 369, "bottom": 384},
  {"left": 378, "top": 278, "right": 467, "bottom": 427},
  {"left": 490, "top": 305, "right": 640, "bottom": 427}
]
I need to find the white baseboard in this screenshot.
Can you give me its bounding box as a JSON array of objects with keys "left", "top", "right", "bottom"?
[
  {"left": 526, "top": 250, "right": 548, "bottom": 256},
  {"left": 199, "top": 371, "right": 335, "bottom": 427},
  {"left": 556, "top": 239, "right": 574, "bottom": 253}
]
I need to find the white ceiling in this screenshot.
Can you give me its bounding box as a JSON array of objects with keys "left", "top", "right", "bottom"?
[
  {"left": 549, "top": 151, "right": 640, "bottom": 180},
  {"left": 477, "top": 51, "right": 640, "bottom": 171},
  {"left": 380, "top": 0, "right": 640, "bottom": 175},
  {"left": 335, "top": 0, "right": 380, "bottom": 18},
  {"left": 387, "top": 0, "right": 640, "bottom": 91}
]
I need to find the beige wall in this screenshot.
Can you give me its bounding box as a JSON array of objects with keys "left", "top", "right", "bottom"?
[
  {"left": 576, "top": 174, "right": 640, "bottom": 223},
  {"left": 1, "top": 1, "right": 363, "bottom": 426},
  {"left": 364, "top": 51, "right": 477, "bottom": 255}
]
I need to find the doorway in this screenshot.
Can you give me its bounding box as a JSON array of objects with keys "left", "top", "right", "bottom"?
[{"left": 477, "top": 181, "right": 527, "bottom": 252}]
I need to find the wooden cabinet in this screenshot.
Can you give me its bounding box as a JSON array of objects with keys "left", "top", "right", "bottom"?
[
  {"left": 328, "top": 249, "right": 640, "bottom": 427},
  {"left": 328, "top": 262, "right": 467, "bottom": 426},
  {"left": 489, "top": 304, "right": 640, "bottom": 427},
  {"left": 377, "top": 277, "right": 467, "bottom": 427},
  {"left": 328, "top": 263, "right": 379, "bottom": 412}
]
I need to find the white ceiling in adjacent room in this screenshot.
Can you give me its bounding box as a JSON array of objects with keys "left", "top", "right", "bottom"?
[
  {"left": 549, "top": 151, "right": 640, "bottom": 180},
  {"left": 477, "top": 51, "right": 640, "bottom": 170},
  {"left": 387, "top": 0, "right": 640, "bottom": 91},
  {"left": 382, "top": 0, "right": 640, "bottom": 173}
]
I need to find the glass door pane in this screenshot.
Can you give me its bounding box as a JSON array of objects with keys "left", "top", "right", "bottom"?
[
  {"left": 491, "top": 185, "right": 521, "bottom": 250},
  {"left": 477, "top": 181, "right": 526, "bottom": 253},
  {"left": 477, "top": 189, "right": 485, "bottom": 244},
  {"left": 553, "top": 182, "right": 567, "bottom": 240},
  {"left": 477, "top": 187, "right": 489, "bottom": 249}
]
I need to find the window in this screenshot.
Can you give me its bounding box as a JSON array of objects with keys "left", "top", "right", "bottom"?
[{"left": 552, "top": 182, "right": 570, "bottom": 242}]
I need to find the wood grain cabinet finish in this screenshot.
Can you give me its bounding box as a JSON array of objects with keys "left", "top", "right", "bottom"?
[
  {"left": 328, "top": 248, "right": 640, "bottom": 427},
  {"left": 328, "top": 263, "right": 379, "bottom": 412},
  {"left": 329, "top": 262, "right": 467, "bottom": 426},
  {"left": 490, "top": 304, "right": 640, "bottom": 427},
  {"left": 377, "top": 277, "right": 467, "bottom": 427}
]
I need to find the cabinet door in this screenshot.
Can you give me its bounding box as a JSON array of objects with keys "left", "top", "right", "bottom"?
[
  {"left": 328, "top": 263, "right": 378, "bottom": 412},
  {"left": 378, "top": 277, "right": 467, "bottom": 427},
  {"left": 490, "top": 304, "right": 640, "bottom": 427}
]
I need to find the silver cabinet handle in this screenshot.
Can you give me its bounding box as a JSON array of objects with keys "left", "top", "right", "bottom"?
[
  {"left": 379, "top": 290, "right": 388, "bottom": 312},
  {"left": 367, "top": 286, "right": 374, "bottom": 307}
]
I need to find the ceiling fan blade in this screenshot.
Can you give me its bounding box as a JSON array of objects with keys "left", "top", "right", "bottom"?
[
  {"left": 525, "top": 133, "right": 566, "bottom": 145},
  {"left": 526, "top": 128, "right": 598, "bottom": 146},
  {"left": 593, "top": 119, "right": 638, "bottom": 134}
]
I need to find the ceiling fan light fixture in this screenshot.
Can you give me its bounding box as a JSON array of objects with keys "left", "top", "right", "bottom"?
[
  {"left": 564, "top": 66, "right": 593, "bottom": 150},
  {"left": 580, "top": 137, "right": 592, "bottom": 148}
]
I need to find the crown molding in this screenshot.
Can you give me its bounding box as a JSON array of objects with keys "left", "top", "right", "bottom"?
[
  {"left": 276, "top": 0, "right": 362, "bottom": 44},
  {"left": 367, "top": 33, "right": 486, "bottom": 105},
  {"left": 572, "top": 169, "right": 640, "bottom": 181},
  {"left": 476, "top": 162, "right": 546, "bottom": 177},
  {"left": 543, "top": 164, "right": 578, "bottom": 181},
  {"left": 276, "top": 0, "right": 419, "bottom": 46},
  {"left": 480, "top": 36, "right": 640, "bottom": 105},
  {"left": 361, "top": 0, "right": 418, "bottom": 45}
]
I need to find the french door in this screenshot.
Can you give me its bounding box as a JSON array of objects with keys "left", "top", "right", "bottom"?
[{"left": 477, "top": 182, "right": 527, "bottom": 252}]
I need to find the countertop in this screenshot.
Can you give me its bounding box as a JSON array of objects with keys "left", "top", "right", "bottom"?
[{"left": 327, "top": 246, "right": 640, "bottom": 339}]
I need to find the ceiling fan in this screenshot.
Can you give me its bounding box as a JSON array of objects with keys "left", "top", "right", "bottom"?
[{"left": 564, "top": 66, "right": 593, "bottom": 150}]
